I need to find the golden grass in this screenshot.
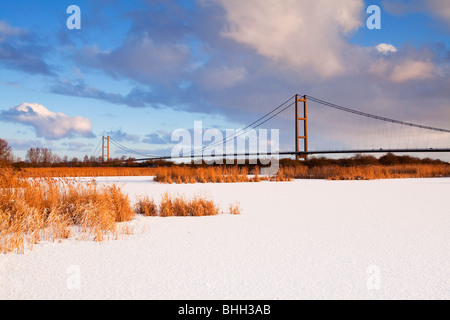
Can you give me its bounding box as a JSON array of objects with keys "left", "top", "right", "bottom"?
[
  {"left": 153, "top": 166, "right": 266, "bottom": 184},
  {"left": 22, "top": 166, "right": 266, "bottom": 183},
  {"left": 1, "top": 168, "right": 242, "bottom": 254},
  {"left": 22, "top": 167, "right": 158, "bottom": 178},
  {"left": 135, "top": 193, "right": 241, "bottom": 217},
  {"left": 280, "top": 164, "right": 450, "bottom": 180},
  {"left": 0, "top": 169, "right": 134, "bottom": 254},
  {"left": 19, "top": 163, "right": 450, "bottom": 182},
  {"left": 229, "top": 202, "right": 242, "bottom": 215},
  {"left": 134, "top": 196, "right": 158, "bottom": 217}
]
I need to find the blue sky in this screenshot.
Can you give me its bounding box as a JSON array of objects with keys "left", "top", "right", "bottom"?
[{"left": 0, "top": 0, "right": 449, "bottom": 160}]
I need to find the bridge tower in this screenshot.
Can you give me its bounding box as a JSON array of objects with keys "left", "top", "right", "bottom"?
[
  {"left": 102, "top": 136, "right": 110, "bottom": 165},
  {"left": 295, "top": 94, "right": 308, "bottom": 160}
]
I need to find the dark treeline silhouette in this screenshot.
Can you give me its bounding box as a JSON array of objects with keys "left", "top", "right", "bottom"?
[
  {"left": 0, "top": 139, "right": 448, "bottom": 169},
  {"left": 280, "top": 153, "right": 449, "bottom": 168},
  {"left": 9, "top": 146, "right": 173, "bottom": 168}
]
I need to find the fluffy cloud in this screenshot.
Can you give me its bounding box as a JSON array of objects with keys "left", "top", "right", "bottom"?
[
  {"left": 206, "top": 0, "right": 364, "bottom": 78},
  {"left": 369, "top": 57, "right": 436, "bottom": 83},
  {"left": 376, "top": 43, "right": 398, "bottom": 55},
  {"left": 389, "top": 60, "right": 435, "bottom": 83},
  {"left": 0, "top": 103, "right": 95, "bottom": 140}
]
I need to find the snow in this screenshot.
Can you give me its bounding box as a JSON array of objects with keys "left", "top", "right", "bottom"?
[{"left": 1, "top": 177, "right": 449, "bottom": 300}]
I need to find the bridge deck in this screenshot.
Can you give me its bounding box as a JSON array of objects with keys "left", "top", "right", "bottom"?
[{"left": 133, "top": 148, "right": 450, "bottom": 162}]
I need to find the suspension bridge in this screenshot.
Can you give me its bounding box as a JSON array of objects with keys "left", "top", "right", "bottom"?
[{"left": 92, "top": 94, "right": 450, "bottom": 164}]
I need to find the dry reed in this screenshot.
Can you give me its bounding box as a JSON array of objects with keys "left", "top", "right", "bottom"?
[
  {"left": 229, "top": 202, "right": 242, "bottom": 215},
  {"left": 20, "top": 164, "right": 450, "bottom": 182},
  {"left": 134, "top": 193, "right": 241, "bottom": 217},
  {"left": 22, "top": 167, "right": 158, "bottom": 178},
  {"left": 280, "top": 164, "right": 450, "bottom": 180},
  {"left": 153, "top": 166, "right": 264, "bottom": 184},
  {"left": 0, "top": 169, "right": 134, "bottom": 254}
]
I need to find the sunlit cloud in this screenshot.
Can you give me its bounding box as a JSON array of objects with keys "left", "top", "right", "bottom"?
[{"left": 0, "top": 103, "right": 95, "bottom": 140}]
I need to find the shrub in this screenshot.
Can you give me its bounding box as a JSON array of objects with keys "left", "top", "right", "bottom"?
[
  {"left": 134, "top": 194, "right": 234, "bottom": 217},
  {"left": 135, "top": 196, "right": 158, "bottom": 216}
]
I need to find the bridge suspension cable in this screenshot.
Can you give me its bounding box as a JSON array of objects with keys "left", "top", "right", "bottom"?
[
  {"left": 189, "top": 95, "right": 297, "bottom": 156},
  {"left": 109, "top": 137, "right": 160, "bottom": 158},
  {"left": 104, "top": 93, "right": 450, "bottom": 162},
  {"left": 100, "top": 96, "right": 297, "bottom": 161},
  {"left": 307, "top": 95, "right": 450, "bottom": 133},
  {"left": 90, "top": 138, "right": 102, "bottom": 158}
]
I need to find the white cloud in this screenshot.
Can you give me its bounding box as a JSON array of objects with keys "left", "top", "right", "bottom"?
[
  {"left": 205, "top": 0, "right": 365, "bottom": 78},
  {"left": 369, "top": 58, "right": 435, "bottom": 83},
  {"left": 0, "top": 103, "right": 95, "bottom": 139},
  {"left": 389, "top": 60, "right": 435, "bottom": 83},
  {"left": 376, "top": 43, "right": 398, "bottom": 55}
]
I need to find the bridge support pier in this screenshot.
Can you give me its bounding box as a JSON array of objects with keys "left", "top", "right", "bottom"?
[
  {"left": 102, "top": 136, "right": 110, "bottom": 165},
  {"left": 295, "top": 94, "right": 308, "bottom": 161}
]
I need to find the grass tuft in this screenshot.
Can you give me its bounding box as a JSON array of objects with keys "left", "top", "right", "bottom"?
[{"left": 134, "top": 194, "right": 233, "bottom": 217}]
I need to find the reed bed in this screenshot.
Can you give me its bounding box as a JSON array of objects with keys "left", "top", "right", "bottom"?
[
  {"left": 19, "top": 163, "right": 450, "bottom": 183},
  {"left": 22, "top": 166, "right": 266, "bottom": 183},
  {"left": 22, "top": 167, "right": 159, "bottom": 178},
  {"left": 0, "top": 169, "right": 134, "bottom": 253},
  {"left": 153, "top": 166, "right": 267, "bottom": 184},
  {"left": 280, "top": 164, "right": 450, "bottom": 180},
  {"left": 135, "top": 193, "right": 241, "bottom": 217},
  {"left": 1, "top": 169, "right": 242, "bottom": 254}
]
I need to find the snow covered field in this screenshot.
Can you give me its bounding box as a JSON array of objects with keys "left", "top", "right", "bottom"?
[{"left": 1, "top": 177, "right": 449, "bottom": 300}]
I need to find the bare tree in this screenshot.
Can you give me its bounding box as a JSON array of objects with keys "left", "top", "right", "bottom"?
[
  {"left": 41, "top": 148, "right": 53, "bottom": 167},
  {"left": 52, "top": 154, "right": 61, "bottom": 164},
  {"left": 71, "top": 157, "right": 79, "bottom": 166},
  {"left": 25, "top": 147, "right": 57, "bottom": 167},
  {"left": 0, "top": 138, "right": 12, "bottom": 166},
  {"left": 26, "top": 148, "right": 41, "bottom": 166}
]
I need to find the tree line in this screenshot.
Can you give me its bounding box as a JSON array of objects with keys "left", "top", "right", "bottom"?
[
  {"left": 0, "top": 139, "right": 146, "bottom": 168},
  {"left": 1, "top": 138, "right": 449, "bottom": 169}
]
